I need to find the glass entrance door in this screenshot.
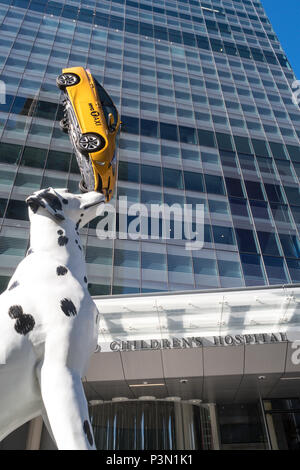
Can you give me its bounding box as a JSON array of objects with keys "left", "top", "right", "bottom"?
[
  {"left": 88, "top": 400, "right": 213, "bottom": 450},
  {"left": 264, "top": 399, "right": 300, "bottom": 450}
]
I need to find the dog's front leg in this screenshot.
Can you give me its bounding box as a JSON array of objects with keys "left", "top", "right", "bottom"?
[{"left": 40, "top": 361, "right": 96, "bottom": 450}]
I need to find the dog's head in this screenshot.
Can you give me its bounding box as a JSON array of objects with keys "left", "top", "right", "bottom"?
[{"left": 26, "top": 187, "right": 105, "bottom": 228}]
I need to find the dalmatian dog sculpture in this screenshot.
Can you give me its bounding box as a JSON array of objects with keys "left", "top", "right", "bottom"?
[{"left": 0, "top": 187, "right": 106, "bottom": 450}]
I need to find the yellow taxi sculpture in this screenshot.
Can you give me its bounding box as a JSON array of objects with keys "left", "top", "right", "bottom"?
[{"left": 56, "top": 66, "right": 120, "bottom": 202}]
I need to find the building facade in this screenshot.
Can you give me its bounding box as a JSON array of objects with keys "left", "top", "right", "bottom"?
[{"left": 0, "top": 0, "right": 300, "bottom": 450}]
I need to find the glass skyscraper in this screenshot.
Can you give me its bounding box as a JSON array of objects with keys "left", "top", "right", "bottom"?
[
  {"left": 0, "top": 0, "right": 300, "bottom": 297},
  {"left": 1, "top": 0, "right": 300, "bottom": 452}
]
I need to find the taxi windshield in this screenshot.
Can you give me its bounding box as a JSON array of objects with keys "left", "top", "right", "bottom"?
[{"left": 94, "top": 78, "right": 118, "bottom": 131}]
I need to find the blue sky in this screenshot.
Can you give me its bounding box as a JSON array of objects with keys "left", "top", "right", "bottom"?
[{"left": 261, "top": 0, "right": 300, "bottom": 78}]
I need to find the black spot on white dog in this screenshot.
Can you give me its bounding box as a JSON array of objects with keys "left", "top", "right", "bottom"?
[
  {"left": 14, "top": 314, "right": 35, "bottom": 335},
  {"left": 8, "top": 280, "right": 19, "bottom": 291},
  {"left": 57, "top": 230, "right": 63, "bottom": 235},
  {"left": 8, "top": 305, "right": 23, "bottom": 319},
  {"left": 80, "top": 213, "right": 84, "bottom": 217},
  {"left": 60, "top": 298, "right": 77, "bottom": 317},
  {"left": 58, "top": 235, "right": 69, "bottom": 246},
  {"left": 75, "top": 240, "right": 78, "bottom": 244},
  {"left": 56, "top": 266, "right": 68, "bottom": 276},
  {"left": 43, "top": 192, "right": 63, "bottom": 212},
  {"left": 75, "top": 219, "right": 81, "bottom": 230},
  {"left": 83, "top": 420, "right": 94, "bottom": 447},
  {"left": 84, "top": 276, "right": 87, "bottom": 283}
]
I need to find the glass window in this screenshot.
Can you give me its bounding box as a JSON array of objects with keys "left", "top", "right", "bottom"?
[
  {"left": 167, "top": 253, "right": 192, "bottom": 272},
  {"left": 208, "top": 199, "right": 229, "bottom": 215},
  {"left": 118, "top": 161, "right": 139, "bottom": 183},
  {"left": 238, "top": 154, "right": 257, "bottom": 172},
  {"left": 218, "top": 259, "right": 242, "bottom": 279},
  {"left": 164, "top": 193, "right": 184, "bottom": 206},
  {"left": 279, "top": 234, "right": 300, "bottom": 259},
  {"left": 5, "top": 199, "right": 27, "bottom": 221},
  {"left": 256, "top": 157, "right": 276, "bottom": 176},
  {"left": 114, "top": 249, "right": 139, "bottom": 268},
  {"left": 45, "top": 150, "right": 71, "bottom": 172},
  {"left": 160, "top": 122, "right": 178, "bottom": 141},
  {"left": 0, "top": 143, "right": 22, "bottom": 166},
  {"left": 286, "top": 145, "right": 300, "bottom": 163},
  {"left": 235, "top": 228, "right": 258, "bottom": 253},
  {"left": 216, "top": 132, "right": 234, "bottom": 151},
  {"left": 182, "top": 148, "right": 200, "bottom": 161},
  {"left": 286, "top": 259, "right": 300, "bottom": 282},
  {"left": 142, "top": 251, "right": 166, "bottom": 270},
  {"left": 141, "top": 190, "right": 162, "bottom": 204},
  {"left": 220, "top": 150, "right": 238, "bottom": 169},
  {"left": 0, "top": 236, "right": 28, "bottom": 256},
  {"left": 244, "top": 180, "right": 265, "bottom": 200},
  {"left": 163, "top": 168, "right": 183, "bottom": 189},
  {"left": 230, "top": 198, "right": 249, "bottom": 218},
  {"left": 291, "top": 207, "right": 300, "bottom": 229},
  {"left": 240, "top": 253, "right": 266, "bottom": 286},
  {"left": 193, "top": 257, "right": 217, "bottom": 276},
  {"left": 184, "top": 171, "right": 204, "bottom": 192},
  {"left": 234, "top": 135, "right": 252, "bottom": 154},
  {"left": 213, "top": 226, "right": 235, "bottom": 245},
  {"left": 119, "top": 138, "right": 139, "bottom": 152},
  {"left": 85, "top": 246, "right": 112, "bottom": 265},
  {"left": 257, "top": 231, "right": 281, "bottom": 256},
  {"left": 251, "top": 138, "right": 270, "bottom": 157},
  {"left": 263, "top": 256, "right": 289, "bottom": 284},
  {"left": 141, "top": 119, "right": 158, "bottom": 138},
  {"left": 275, "top": 160, "right": 296, "bottom": 180},
  {"left": 269, "top": 142, "right": 287, "bottom": 160},
  {"left": 271, "top": 203, "right": 292, "bottom": 224},
  {"left": 284, "top": 186, "right": 300, "bottom": 206},
  {"left": 141, "top": 165, "right": 161, "bottom": 186},
  {"left": 225, "top": 178, "right": 245, "bottom": 198},
  {"left": 250, "top": 201, "right": 271, "bottom": 221},
  {"left": 179, "top": 125, "right": 197, "bottom": 145},
  {"left": 122, "top": 115, "right": 139, "bottom": 134},
  {"left": 205, "top": 174, "right": 225, "bottom": 195},
  {"left": 161, "top": 145, "right": 180, "bottom": 159},
  {"left": 264, "top": 183, "right": 285, "bottom": 204},
  {"left": 197, "top": 129, "right": 216, "bottom": 148},
  {"left": 159, "top": 104, "right": 176, "bottom": 116},
  {"left": 141, "top": 141, "right": 160, "bottom": 155}
]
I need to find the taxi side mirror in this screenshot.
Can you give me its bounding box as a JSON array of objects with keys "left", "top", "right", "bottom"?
[{"left": 108, "top": 113, "right": 115, "bottom": 129}]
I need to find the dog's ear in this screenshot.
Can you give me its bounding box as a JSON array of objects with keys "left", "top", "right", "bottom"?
[{"left": 26, "top": 188, "right": 65, "bottom": 221}]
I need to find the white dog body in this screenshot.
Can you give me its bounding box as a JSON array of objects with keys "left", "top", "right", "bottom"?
[{"left": 0, "top": 188, "right": 105, "bottom": 450}]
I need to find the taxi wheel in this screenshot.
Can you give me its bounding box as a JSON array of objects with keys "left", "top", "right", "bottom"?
[
  {"left": 77, "top": 133, "right": 105, "bottom": 154},
  {"left": 59, "top": 118, "right": 69, "bottom": 133},
  {"left": 56, "top": 73, "right": 80, "bottom": 90}
]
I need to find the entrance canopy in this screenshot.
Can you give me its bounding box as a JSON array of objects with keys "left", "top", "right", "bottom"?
[{"left": 85, "top": 284, "right": 300, "bottom": 404}]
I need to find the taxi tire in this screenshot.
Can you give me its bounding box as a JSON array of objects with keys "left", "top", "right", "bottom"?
[
  {"left": 56, "top": 73, "right": 80, "bottom": 90},
  {"left": 77, "top": 133, "right": 106, "bottom": 154}
]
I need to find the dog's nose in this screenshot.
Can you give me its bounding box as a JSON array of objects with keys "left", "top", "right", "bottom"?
[{"left": 26, "top": 195, "right": 46, "bottom": 213}]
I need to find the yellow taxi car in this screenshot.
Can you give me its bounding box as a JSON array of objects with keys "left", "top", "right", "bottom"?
[{"left": 56, "top": 66, "right": 120, "bottom": 201}]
